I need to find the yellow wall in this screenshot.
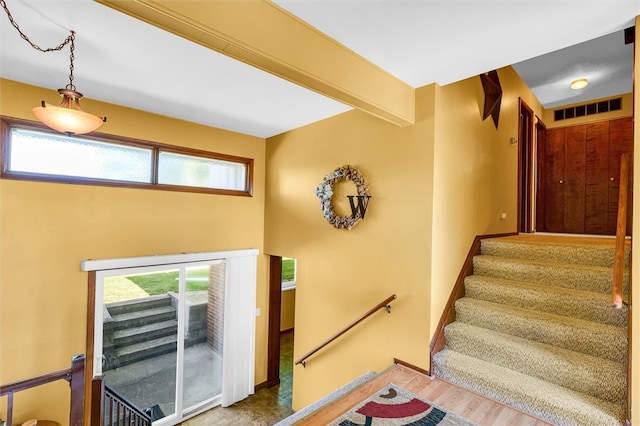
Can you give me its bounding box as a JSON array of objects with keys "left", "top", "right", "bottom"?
[
  {"left": 281, "top": 289, "right": 296, "bottom": 332},
  {"left": 264, "top": 84, "right": 436, "bottom": 410},
  {"left": 264, "top": 66, "right": 543, "bottom": 411},
  {"left": 429, "top": 66, "right": 543, "bottom": 337},
  {"left": 0, "top": 79, "right": 268, "bottom": 423},
  {"left": 632, "top": 15, "right": 639, "bottom": 425}
]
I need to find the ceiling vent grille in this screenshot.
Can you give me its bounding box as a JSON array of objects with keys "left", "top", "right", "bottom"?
[{"left": 554, "top": 97, "right": 622, "bottom": 121}]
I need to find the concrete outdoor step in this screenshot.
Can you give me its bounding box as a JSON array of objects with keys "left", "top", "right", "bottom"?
[
  {"left": 432, "top": 349, "right": 626, "bottom": 426},
  {"left": 455, "top": 298, "right": 627, "bottom": 363},
  {"left": 106, "top": 294, "right": 173, "bottom": 316},
  {"left": 113, "top": 319, "right": 178, "bottom": 347},
  {"left": 111, "top": 306, "right": 176, "bottom": 330},
  {"left": 480, "top": 236, "right": 628, "bottom": 268},
  {"left": 114, "top": 335, "right": 178, "bottom": 367},
  {"left": 472, "top": 255, "right": 629, "bottom": 295},
  {"left": 464, "top": 275, "right": 628, "bottom": 327},
  {"left": 444, "top": 322, "right": 627, "bottom": 405}
]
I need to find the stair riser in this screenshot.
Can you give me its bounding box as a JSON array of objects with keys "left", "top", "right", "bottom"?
[
  {"left": 114, "top": 326, "right": 178, "bottom": 347},
  {"left": 455, "top": 299, "right": 627, "bottom": 363},
  {"left": 480, "top": 240, "right": 628, "bottom": 268},
  {"left": 473, "top": 256, "right": 628, "bottom": 294},
  {"left": 112, "top": 311, "right": 176, "bottom": 330},
  {"left": 115, "top": 342, "right": 177, "bottom": 367},
  {"left": 464, "top": 277, "right": 628, "bottom": 327},
  {"left": 433, "top": 350, "right": 625, "bottom": 426},
  {"left": 106, "top": 296, "right": 173, "bottom": 316},
  {"left": 444, "top": 323, "right": 626, "bottom": 404}
]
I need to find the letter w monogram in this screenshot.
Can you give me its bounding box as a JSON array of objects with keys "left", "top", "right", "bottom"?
[{"left": 347, "top": 195, "right": 371, "bottom": 219}]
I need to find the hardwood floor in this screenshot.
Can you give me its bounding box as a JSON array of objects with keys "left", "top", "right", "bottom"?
[{"left": 296, "top": 364, "right": 553, "bottom": 426}]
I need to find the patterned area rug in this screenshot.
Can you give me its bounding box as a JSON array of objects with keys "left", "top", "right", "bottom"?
[{"left": 329, "top": 384, "right": 477, "bottom": 426}]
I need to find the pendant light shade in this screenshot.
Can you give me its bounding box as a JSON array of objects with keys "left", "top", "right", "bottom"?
[
  {"left": 32, "top": 88, "right": 106, "bottom": 135},
  {"left": 2, "top": 3, "right": 107, "bottom": 136}
]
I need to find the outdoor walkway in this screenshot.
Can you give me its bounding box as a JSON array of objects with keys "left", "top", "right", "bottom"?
[{"left": 105, "top": 343, "right": 221, "bottom": 418}]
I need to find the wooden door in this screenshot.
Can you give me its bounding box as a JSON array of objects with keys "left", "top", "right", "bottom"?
[
  {"left": 608, "top": 117, "right": 634, "bottom": 235},
  {"left": 585, "top": 121, "right": 610, "bottom": 234},
  {"left": 540, "top": 117, "right": 633, "bottom": 235},
  {"left": 563, "top": 126, "right": 586, "bottom": 233},
  {"left": 544, "top": 128, "right": 566, "bottom": 232}
]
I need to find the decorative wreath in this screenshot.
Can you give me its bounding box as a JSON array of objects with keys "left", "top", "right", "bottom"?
[{"left": 314, "top": 165, "right": 370, "bottom": 230}]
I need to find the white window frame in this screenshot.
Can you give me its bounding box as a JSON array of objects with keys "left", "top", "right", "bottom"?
[{"left": 82, "top": 248, "right": 258, "bottom": 425}]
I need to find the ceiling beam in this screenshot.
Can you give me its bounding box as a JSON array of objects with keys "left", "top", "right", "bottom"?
[{"left": 96, "top": 0, "right": 415, "bottom": 127}]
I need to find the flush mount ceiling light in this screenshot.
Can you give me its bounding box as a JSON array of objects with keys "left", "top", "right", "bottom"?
[
  {"left": 570, "top": 78, "right": 589, "bottom": 90},
  {"left": 1, "top": 0, "right": 106, "bottom": 135}
]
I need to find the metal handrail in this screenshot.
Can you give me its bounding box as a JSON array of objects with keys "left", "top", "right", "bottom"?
[
  {"left": 295, "top": 294, "right": 397, "bottom": 367},
  {"left": 0, "top": 354, "right": 85, "bottom": 426},
  {"left": 100, "top": 378, "right": 152, "bottom": 426},
  {"left": 612, "top": 153, "right": 630, "bottom": 309}
]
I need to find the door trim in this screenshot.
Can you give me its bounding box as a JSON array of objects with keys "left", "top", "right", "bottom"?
[
  {"left": 266, "top": 255, "right": 283, "bottom": 388},
  {"left": 518, "top": 98, "right": 535, "bottom": 233}
]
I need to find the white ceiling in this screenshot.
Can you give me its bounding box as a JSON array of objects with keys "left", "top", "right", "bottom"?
[{"left": 1, "top": 1, "right": 638, "bottom": 138}]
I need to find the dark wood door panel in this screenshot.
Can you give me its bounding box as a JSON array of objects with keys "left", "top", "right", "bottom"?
[
  {"left": 608, "top": 117, "right": 633, "bottom": 235},
  {"left": 564, "top": 125, "right": 586, "bottom": 234},
  {"left": 539, "top": 117, "right": 632, "bottom": 236},
  {"left": 535, "top": 123, "right": 547, "bottom": 232},
  {"left": 585, "top": 121, "right": 609, "bottom": 234},
  {"left": 545, "top": 128, "right": 565, "bottom": 232}
]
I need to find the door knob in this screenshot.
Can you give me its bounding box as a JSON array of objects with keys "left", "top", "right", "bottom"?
[
  {"left": 559, "top": 180, "right": 564, "bottom": 184},
  {"left": 610, "top": 177, "right": 615, "bottom": 181}
]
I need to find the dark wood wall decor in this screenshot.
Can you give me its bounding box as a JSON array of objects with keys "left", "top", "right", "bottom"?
[
  {"left": 480, "top": 70, "right": 502, "bottom": 128},
  {"left": 539, "top": 117, "right": 633, "bottom": 235}
]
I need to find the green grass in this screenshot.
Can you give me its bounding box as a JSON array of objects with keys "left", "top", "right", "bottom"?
[
  {"left": 282, "top": 258, "right": 295, "bottom": 282},
  {"left": 125, "top": 267, "right": 210, "bottom": 295}
]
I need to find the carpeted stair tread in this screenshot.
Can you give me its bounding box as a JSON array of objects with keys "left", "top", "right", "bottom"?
[
  {"left": 432, "top": 349, "right": 626, "bottom": 426},
  {"left": 444, "top": 322, "right": 626, "bottom": 404},
  {"left": 455, "top": 298, "right": 627, "bottom": 363},
  {"left": 481, "top": 237, "right": 629, "bottom": 268},
  {"left": 464, "top": 275, "right": 628, "bottom": 327},
  {"left": 472, "top": 254, "right": 629, "bottom": 295}
]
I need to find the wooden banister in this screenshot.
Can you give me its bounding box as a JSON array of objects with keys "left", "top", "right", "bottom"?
[
  {"left": 612, "top": 153, "right": 630, "bottom": 309},
  {"left": 429, "top": 233, "right": 517, "bottom": 374},
  {"left": 0, "top": 354, "right": 85, "bottom": 426},
  {"left": 295, "top": 294, "right": 397, "bottom": 367}
]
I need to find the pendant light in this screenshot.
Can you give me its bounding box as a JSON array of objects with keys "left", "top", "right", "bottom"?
[{"left": 2, "top": 0, "right": 106, "bottom": 135}]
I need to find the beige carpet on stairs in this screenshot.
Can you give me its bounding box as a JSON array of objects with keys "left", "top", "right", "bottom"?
[{"left": 432, "top": 234, "right": 629, "bottom": 426}]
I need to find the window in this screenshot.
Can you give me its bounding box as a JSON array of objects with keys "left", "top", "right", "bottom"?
[
  {"left": 282, "top": 257, "right": 296, "bottom": 291},
  {"left": 1, "top": 117, "right": 253, "bottom": 196}
]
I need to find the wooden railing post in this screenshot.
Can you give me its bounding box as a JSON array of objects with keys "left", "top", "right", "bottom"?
[
  {"left": 0, "top": 355, "right": 84, "bottom": 426},
  {"left": 69, "top": 355, "right": 85, "bottom": 426},
  {"left": 612, "top": 153, "right": 630, "bottom": 308},
  {"left": 91, "top": 376, "right": 105, "bottom": 426}
]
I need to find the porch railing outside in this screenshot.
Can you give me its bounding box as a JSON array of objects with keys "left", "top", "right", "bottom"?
[{"left": 91, "top": 375, "right": 152, "bottom": 426}]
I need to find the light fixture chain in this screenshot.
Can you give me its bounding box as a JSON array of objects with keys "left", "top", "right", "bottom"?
[
  {"left": 1, "top": 0, "right": 76, "bottom": 90},
  {"left": 67, "top": 31, "right": 75, "bottom": 90},
  {"left": 1, "top": 0, "right": 74, "bottom": 54}
]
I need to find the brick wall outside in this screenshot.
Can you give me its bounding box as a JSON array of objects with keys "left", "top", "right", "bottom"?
[{"left": 207, "top": 262, "right": 225, "bottom": 354}]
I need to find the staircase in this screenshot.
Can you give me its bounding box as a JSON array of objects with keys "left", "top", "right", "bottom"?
[
  {"left": 105, "top": 295, "right": 178, "bottom": 368},
  {"left": 432, "top": 235, "right": 630, "bottom": 426}
]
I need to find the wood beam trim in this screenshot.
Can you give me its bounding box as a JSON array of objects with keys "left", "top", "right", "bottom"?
[{"left": 96, "top": 0, "right": 415, "bottom": 127}]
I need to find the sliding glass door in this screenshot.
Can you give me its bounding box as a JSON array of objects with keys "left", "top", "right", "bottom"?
[
  {"left": 96, "top": 261, "right": 225, "bottom": 424},
  {"left": 181, "top": 263, "right": 224, "bottom": 417},
  {"left": 86, "top": 249, "right": 258, "bottom": 425}
]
